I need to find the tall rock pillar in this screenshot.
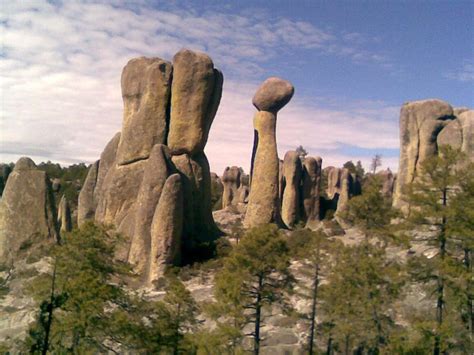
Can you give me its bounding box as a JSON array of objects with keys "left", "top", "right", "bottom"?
[{"left": 244, "top": 77, "right": 294, "bottom": 228}]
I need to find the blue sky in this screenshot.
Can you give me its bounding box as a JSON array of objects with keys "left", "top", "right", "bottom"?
[{"left": 0, "top": 0, "right": 472, "bottom": 174}]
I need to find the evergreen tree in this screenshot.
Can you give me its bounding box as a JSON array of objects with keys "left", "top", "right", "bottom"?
[
  {"left": 25, "top": 223, "right": 134, "bottom": 353},
  {"left": 403, "top": 145, "right": 472, "bottom": 354},
  {"left": 212, "top": 224, "right": 293, "bottom": 354},
  {"left": 320, "top": 242, "right": 403, "bottom": 354},
  {"left": 290, "top": 229, "right": 332, "bottom": 355}
]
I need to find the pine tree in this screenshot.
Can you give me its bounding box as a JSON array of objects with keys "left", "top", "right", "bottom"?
[
  {"left": 403, "top": 145, "right": 472, "bottom": 354},
  {"left": 212, "top": 224, "right": 293, "bottom": 355}
]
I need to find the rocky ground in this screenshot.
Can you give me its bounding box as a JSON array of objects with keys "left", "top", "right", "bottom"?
[{"left": 0, "top": 206, "right": 435, "bottom": 354}]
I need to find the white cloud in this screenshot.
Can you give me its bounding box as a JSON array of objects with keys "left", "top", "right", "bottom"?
[
  {"left": 445, "top": 60, "right": 474, "bottom": 82},
  {"left": 0, "top": 0, "right": 400, "bottom": 175}
]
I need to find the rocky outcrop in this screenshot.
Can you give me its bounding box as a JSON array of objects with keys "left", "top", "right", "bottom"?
[
  {"left": 326, "top": 167, "right": 342, "bottom": 200},
  {"left": 0, "top": 164, "right": 12, "bottom": 196},
  {"left": 302, "top": 156, "right": 322, "bottom": 230},
  {"left": 77, "top": 49, "right": 222, "bottom": 282},
  {"left": 168, "top": 49, "right": 223, "bottom": 156},
  {"left": 281, "top": 151, "right": 302, "bottom": 228},
  {"left": 77, "top": 160, "right": 99, "bottom": 226},
  {"left": 0, "top": 158, "right": 59, "bottom": 260},
  {"left": 210, "top": 173, "right": 223, "bottom": 210},
  {"left": 393, "top": 99, "right": 454, "bottom": 211},
  {"left": 222, "top": 166, "right": 241, "bottom": 208},
  {"left": 148, "top": 174, "right": 184, "bottom": 284},
  {"left": 336, "top": 168, "right": 353, "bottom": 215},
  {"left": 116, "top": 58, "right": 172, "bottom": 165},
  {"left": 376, "top": 169, "right": 396, "bottom": 198},
  {"left": 57, "top": 195, "right": 72, "bottom": 233},
  {"left": 244, "top": 77, "right": 294, "bottom": 228},
  {"left": 437, "top": 109, "right": 474, "bottom": 161},
  {"left": 237, "top": 173, "right": 250, "bottom": 204}
]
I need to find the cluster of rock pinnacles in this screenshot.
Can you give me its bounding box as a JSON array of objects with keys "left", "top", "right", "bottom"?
[{"left": 0, "top": 48, "right": 472, "bottom": 287}]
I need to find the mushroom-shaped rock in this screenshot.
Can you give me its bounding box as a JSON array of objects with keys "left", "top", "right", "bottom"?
[
  {"left": 281, "top": 151, "right": 302, "bottom": 228},
  {"left": 116, "top": 57, "right": 172, "bottom": 165},
  {"left": 0, "top": 157, "right": 59, "bottom": 259},
  {"left": 148, "top": 173, "right": 184, "bottom": 284},
  {"left": 168, "top": 49, "right": 223, "bottom": 156},
  {"left": 252, "top": 77, "right": 294, "bottom": 113},
  {"left": 302, "top": 156, "right": 322, "bottom": 230},
  {"left": 245, "top": 77, "right": 294, "bottom": 228},
  {"left": 222, "top": 166, "right": 241, "bottom": 208}
]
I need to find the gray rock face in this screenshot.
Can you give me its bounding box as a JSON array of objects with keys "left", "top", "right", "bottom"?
[
  {"left": 252, "top": 77, "right": 295, "bottom": 113},
  {"left": 245, "top": 77, "right": 294, "bottom": 228},
  {"left": 302, "top": 156, "right": 322, "bottom": 230},
  {"left": 57, "top": 195, "right": 72, "bottom": 233},
  {"left": 222, "top": 166, "right": 241, "bottom": 208},
  {"left": 148, "top": 174, "right": 183, "bottom": 285},
  {"left": 458, "top": 110, "right": 474, "bottom": 159},
  {"left": 237, "top": 173, "right": 250, "bottom": 203},
  {"left": 168, "top": 49, "right": 223, "bottom": 156},
  {"left": 0, "top": 158, "right": 59, "bottom": 260},
  {"left": 393, "top": 99, "right": 454, "bottom": 211},
  {"left": 77, "top": 160, "right": 99, "bottom": 227},
  {"left": 128, "top": 144, "right": 175, "bottom": 275},
  {"left": 281, "top": 151, "right": 302, "bottom": 228},
  {"left": 116, "top": 57, "right": 172, "bottom": 165}
]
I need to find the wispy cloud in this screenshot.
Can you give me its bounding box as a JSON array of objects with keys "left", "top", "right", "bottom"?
[
  {"left": 444, "top": 60, "right": 474, "bottom": 82},
  {"left": 0, "top": 0, "right": 400, "bottom": 174}
]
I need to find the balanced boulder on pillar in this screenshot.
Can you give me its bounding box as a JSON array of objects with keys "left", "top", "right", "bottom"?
[{"left": 244, "top": 77, "right": 294, "bottom": 228}]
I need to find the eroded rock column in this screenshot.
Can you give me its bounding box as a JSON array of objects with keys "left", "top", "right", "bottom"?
[
  {"left": 281, "top": 151, "right": 302, "bottom": 228},
  {"left": 244, "top": 77, "right": 294, "bottom": 228},
  {"left": 222, "top": 166, "right": 241, "bottom": 208},
  {"left": 302, "top": 156, "right": 322, "bottom": 230}
]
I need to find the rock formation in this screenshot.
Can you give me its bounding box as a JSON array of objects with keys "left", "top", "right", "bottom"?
[
  {"left": 244, "top": 77, "right": 294, "bottom": 228},
  {"left": 281, "top": 151, "right": 302, "bottom": 228},
  {"left": 57, "top": 195, "right": 72, "bottom": 233},
  {"left": 222, "top": 166, "right": 241, "bottom": 208},
  {"left": 0, "top": 158, "right": 59, "bottom": 260},
  {"left": 210, "top": 172, "right": 224, "bottom": 210},
  {"left": 301, "top": 156, "right": 322, "bottom": 230},
  {"left": 376, "top": 169, "right": 396, "bottom": 198},
  {"left": 335, "top": 168, "right": 354, "bottom": 215},
  {"left": 393, "top": 100, "right": 474, "bottom": 212},
  {"left": 237, "top": 173, "right": 250, "bottom": 203},
  {"left": 0, "top": 164, "right": 12, "bottom": 197},
  {"left": 437, "top": 109, "right": 474, "bottom": 161},
  {"left": 77, "top": 49, "right": 223, "bottom": 283}
]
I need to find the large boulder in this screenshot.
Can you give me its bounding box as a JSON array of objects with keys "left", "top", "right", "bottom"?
[
  {"left": 252, "top": 77, "right": 295, "bottom": 113},
  {"left": 302, "top": 156, "right": 322, "bottom": 230},
  {"left": 393, "top": 99, "right": 454, "bottom": 211},
  {"left": 167, "top": 49, "right": 223, "bottom": 156},
  {"left": 0, "top": 158, "right": 59, "bottom": 260},
  {"left": 281, "top": 151, "right": 302, "bottom": 228},
  {"left": 116, "top": 58, "right": 172, "bottom": 165}
]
